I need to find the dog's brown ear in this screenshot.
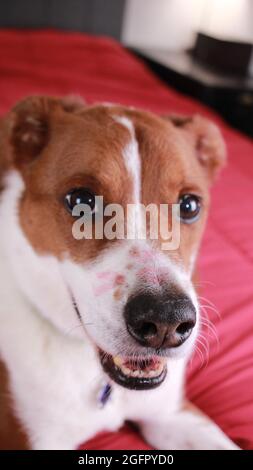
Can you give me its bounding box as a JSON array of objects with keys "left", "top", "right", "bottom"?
[
  {"left": 165, "top": 114, "right": 226, "bottom": 182},
  {"left": 60, "top": 94, "right": 85, "bottom": 113},
  {"left": 5, "top": 95, "right": 85, "bottom": 167},
  {"left": 8, "top": 96, "right": 52, "bottom": 166}
]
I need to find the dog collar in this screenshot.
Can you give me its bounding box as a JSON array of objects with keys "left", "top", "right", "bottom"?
[{"left": 97, "top": 382, "right": 112, "bottom": 408}]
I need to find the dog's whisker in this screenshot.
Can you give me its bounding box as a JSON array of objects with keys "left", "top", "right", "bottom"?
[
  {"left": 194, "top": 344, "right": 206, "bottom": 368},
  {"left": 195, "top": 337, "right": 209, "bottom": 368},
  {"left": 197, "top": 333, "right": 210, "bottom": 356},
  {"left": 198, "top": 333, "right": 210, "bottom": 354},
  {"left": 200, "top": 317, "right": 219, "bottom": 340},
  {"left": 63, "top": 321, "right": 95, "bottom": 336},
  {"left": 198, "top": 295, "right": 218, "bottom": 307},
  {"left": 199, "top": 304, "right": 221, "bottom": 318},
  {"left": 64, "top": 323, "right": 83, "bottom": 335},
  {"left": 199, "top": 312, "right": 220, "bottom": 353},
  {"left": 198, "top": 296, "right": 221, "bottom": 318},
  {"left": 193, "top": 282, "right": 215, "bottom": 287},
  {"left": 200, "top": 323, "right": 219, "bottom": 344}
]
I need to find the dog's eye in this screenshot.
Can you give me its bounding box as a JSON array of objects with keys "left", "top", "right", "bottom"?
[
  {"left": 65, "top": 188, "right": 96, "bottom": 214},
  {"left": 179, "top": 194, "right": 201, "bottom": 223}
]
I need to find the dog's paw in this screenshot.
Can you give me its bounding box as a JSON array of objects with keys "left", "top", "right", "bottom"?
[{"left": 141, "top": 406, "right": 240, "bottom": 450}]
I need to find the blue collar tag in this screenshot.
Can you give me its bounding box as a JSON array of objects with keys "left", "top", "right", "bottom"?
[{"left": 97, "top": 383, "right": 112, "bottom": 408}]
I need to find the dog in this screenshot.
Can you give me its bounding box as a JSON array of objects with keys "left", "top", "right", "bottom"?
[{"left": 0, "top": 96, "right": 239, "bottom": 450}]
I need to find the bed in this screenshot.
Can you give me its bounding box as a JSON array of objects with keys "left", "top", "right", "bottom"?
[{"left": 0, "top": 29, "right": 252, "bottom": 450}]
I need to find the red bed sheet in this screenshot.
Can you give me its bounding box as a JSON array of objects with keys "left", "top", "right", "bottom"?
[{"left": 0, "top": 29, "right": 252, "bottom": 450}]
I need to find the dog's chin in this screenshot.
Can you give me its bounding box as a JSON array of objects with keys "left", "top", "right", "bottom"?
[{"left": 98, "top": 349, "right": 167, "bottom": 390}]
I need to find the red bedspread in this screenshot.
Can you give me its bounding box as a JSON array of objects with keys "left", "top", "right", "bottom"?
[{"left": 0, "top": 29, "right": 252, "bottom": 450}]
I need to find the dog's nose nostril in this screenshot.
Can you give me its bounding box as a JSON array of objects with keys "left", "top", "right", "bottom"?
[
  {"left": 139, "top": 322, "right": 158, "bottom": 338},
  {"left": 128, "top": 320, "right": 167, "bottom": 349},
  {"left": 176, "top": 321, "right": 195, "bottom": 336},
  {"left": 128, "top": 321, "right": 158, "bottom": 345}
]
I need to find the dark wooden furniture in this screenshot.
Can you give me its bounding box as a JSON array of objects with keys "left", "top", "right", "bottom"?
[{"left": 133, "top": 48, "right": 253, "bottom": 138}]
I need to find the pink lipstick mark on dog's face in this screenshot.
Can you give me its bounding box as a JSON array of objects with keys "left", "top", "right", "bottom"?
[
  {"left": 94, "top": 271, "right": 126, "bottom": 296},
  {"left": 130, "top": 246, "right": 168, "bottom": 287},
  {"left": 137, "top": 264, "right": 169, "bottom": 288},
  {"left": 96, "top": 271, "right": 117, "bottom": 280},
  {"left": 115, "top": 274, "right": 125, "bottom": 285},
  {"left": 129, "top": 246, "right": 156, "bottom": 262},
  {"left": 137, "top": 267, "right": 160, "bottom": 287}
]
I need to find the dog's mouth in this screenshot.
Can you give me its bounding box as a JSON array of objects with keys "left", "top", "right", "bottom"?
[
  {"left": 69, "top": 294, "right": 167, "bottom": 390},
  {"left": 99, "top": 350, "right": 167, "bottom": 390}
]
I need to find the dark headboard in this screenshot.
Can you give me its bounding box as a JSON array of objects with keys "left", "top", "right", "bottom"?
[{"left": 0, "top": 0, "right": 126, "bottom": 40}]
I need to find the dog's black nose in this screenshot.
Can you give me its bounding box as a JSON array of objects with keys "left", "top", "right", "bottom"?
[{"left": 124, "top": 292, "right": 196, "bottom": 349}]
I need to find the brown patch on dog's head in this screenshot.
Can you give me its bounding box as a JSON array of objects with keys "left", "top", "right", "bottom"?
[
  {"left": 120, "top": 108, "right": 226, "bottom": 270},
  {"left": 1, "top": 96, "right": 226, "bottom": 273},
  {"left": 1, "top": 96, "right": 133, "bottom": 261}
]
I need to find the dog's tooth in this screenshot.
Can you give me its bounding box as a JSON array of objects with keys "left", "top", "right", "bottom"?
[
  {"left": 121, "top": 365, "right": 131, "bottom": 376},
  {"left": 134, "top": 370, "right": 142, "bottom": 378},
  {"left": 113, "top": 356, "right": 123, "bottom": 367},
  {"left": 132, "top": 370, "right": 140, "bottom": 377},
  {"left": 148, "top": 370, "right": 156, "bottom": 378}
]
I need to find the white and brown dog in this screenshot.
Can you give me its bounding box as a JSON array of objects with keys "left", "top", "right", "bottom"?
[{"left": 0, "top": 96, "right": 239, "bottom": 450}]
